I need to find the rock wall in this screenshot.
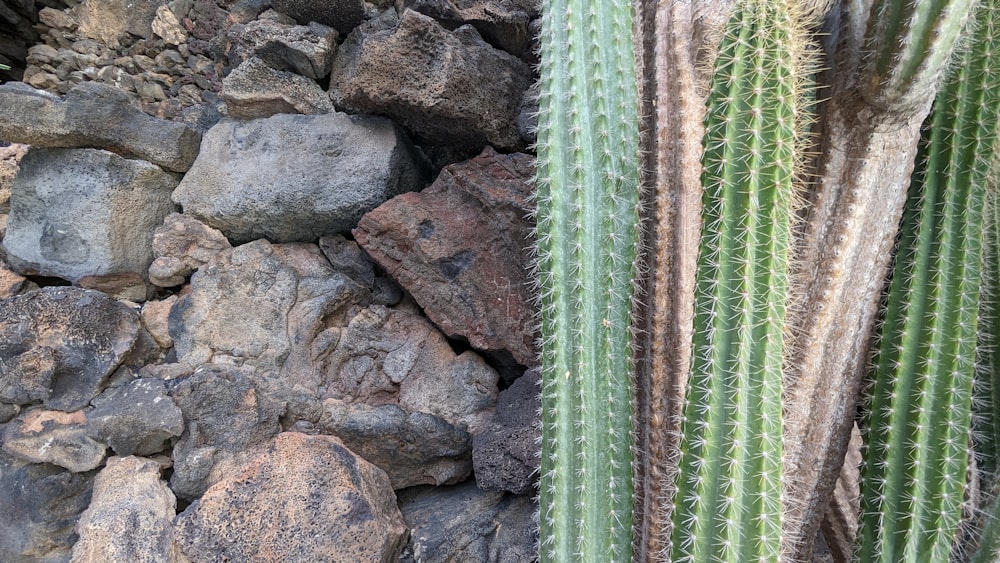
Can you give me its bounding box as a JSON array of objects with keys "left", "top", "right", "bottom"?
[{"left": 0, "top": 0, "right": 542, "bottom": 560}]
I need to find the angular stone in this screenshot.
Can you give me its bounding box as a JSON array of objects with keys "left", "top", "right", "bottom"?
[
  {"left": 0, "top": 450, "right": 96, "bottom": 563},
  {"left": 2, "top": 408, "right": 106, "bottom": 472},
  {"left": 86, "top": 378, "right": 184, "bottom": 456},
  {"left": 398, "top": 480, "right": 537, "bottom": 563},
  {"left": 174, "top": 432, "right": 408, "bottom": 562},
  {"left": 0, "top": 261, "right": 27, "bottom": 298},
  {"left": 0, "top": 82, "right": 201, "bottom": 173},
  {"left": 71, "top": 456, "right": 183, "bottom": 563},
  {"left": 0, "top": 287, "right": 140, "bottom": 411},
  {"left": 75, "top": 0, "right": 171, "bottom": 45},
  {"left": 330, "top": 9, "right": 531, "bottom": 149},
  {"left": 320, "top": 304, "right": 498, "bottom": 432},
  {"left": 272, "top": 0, "right": 370, "bottom": 34},
  {"left": 167, "top": 365, "right": 283, "bottom": 500},
  {"left": 222, "top": 57, "right": 333, "bottom": 119},
  {"left": 227, "top": 19, "right": 337, "bottom": 79},
  {"left": 408, "top": 0, "right": 534, "bottom": 58},
  {"left": 148, "top": 213, "right": 232, "bottom": 288},
  {"left": 472, "top": 367, "right": 540, "bottom": 494},
  {"left": 141, "top": 295, "right": 177, "bottom": 348},
  {"left": 151, "top": 4, "right": 187, "bottom": 45},
  {"left": 168, "top": 241, "right": 372, "bottom": 394},
  {"left": 315, "top": 398, "right": 472, "bottom": 489},
  {"left": 172, "top": 112, "right": 428, "bottom": 244},
  {"left": 354, "top": 147, "right": 537, "bottom": 365},
  {"left": 2, "top": 148, "right": 178, "bottom": 284}
]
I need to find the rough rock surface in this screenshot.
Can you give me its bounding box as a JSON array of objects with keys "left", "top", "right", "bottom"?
[
  {"left": 407, "top": 0, "right": 538, "bottom": 58},
  {"left": 168, "top": 240, "right": 372, "bottom": 394},
  {"left": 398, "top": 480, "right": 537, "bottom": 563},
  {"left": 271, "top": 0, "right": 377, "bottom": 34},
  {"left": 0, "top": 262, "right": 28, "bottom": 298},
  {"left": 330, "top": 9, "right": 532, "bottom": 150},
  {"left": 2, "top": 147, "right": 178, "bottom": 285},
  {"left": 312, "top": 398, "right": 473, "bottom": 489},
  {"left": 2, "top": 408, "right": 107, "bottom": 472},
  {"left": 222, "top": 56, "right": 333, "bottom": 118},
  {"left": 86, "top": 378, "right": 184, "bottom": 456},
  {"left": 174, "top": 432, "right": 409, "bottom": 562},
  {"left": 167, "top": 364, "right": 283, "bottom": 500},
  {"left": 74, "top": 0, "right": 170, "bottom": 47},
  {"left": 227, "top": 18, "right": 337, "bottom": 79},
  {"left": 148, "top": 212, "right": 232, "bottom": 288},
  {"left": 473, "top": 367, "right": 540, "bottom": 494},
  {"left": 0, "top": 287, "right": 139, "bottom": 411},
  {"left": 0, "top": 449, "right": 96, "bottom": 563},
  {"left": 319, "top": 304, "right": 499, "bottom": 433},
  {"left": 70, "top": 456, "right": 183, "bottom": 563},
  {"left": 0, "top": 82, "right": 201, "bottom": 173},
  {"left": 354, "top": 147, "right": 537, "bottom": 366},
  {"left": 172, "top": 112, "right": 429, "bottom": 243}
]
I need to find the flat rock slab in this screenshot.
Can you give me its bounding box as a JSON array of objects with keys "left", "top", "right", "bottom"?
[
  {"left": 0, "top": 287, "right": 139, "bottom": 411},
  {"left": 354, "top": 147, "right": 537, "bottom": 365},
  {"left": 174, "top": 432, "right": 408, "bottom": 562},
  {"left": 0, "top": 82, "right": 200, "bottom": 172},
  {"left": 330, "top": 9, "right": 531, "bottom": 150},
  {"left": 172, "top": 112, "right": 428, "bottom": 244},
  {"left": 71, "top": 456, "right": 183, "bottom": 563},
  {"left": 2, "top": 147, "right": 178, "bottom": 284}
]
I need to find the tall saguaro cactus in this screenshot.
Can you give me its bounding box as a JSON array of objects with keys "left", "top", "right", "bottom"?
[
  {"left": 667, "top": 0, "right": 811, "bottom": 560},
  {"left": 534, "top": 0, "right": 641, "bottom": 559},
  {"left": 858, "top": 0, "right": 1000, "bottom": 559}
]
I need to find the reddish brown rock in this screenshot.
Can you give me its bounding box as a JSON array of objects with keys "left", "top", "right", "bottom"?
[
  {"left": 354, "top": 147, "right": 537, "bottom": 366},
  {"left": 174, "top": 432, "right": 408, "bottom": 562},
  {"left": 148, "top": 213, "right": 232, "bottom": 288}
]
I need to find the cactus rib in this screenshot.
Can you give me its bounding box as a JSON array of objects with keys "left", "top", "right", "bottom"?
[{"left": 535, "top": 0, "right": 641, "bottom": 559}]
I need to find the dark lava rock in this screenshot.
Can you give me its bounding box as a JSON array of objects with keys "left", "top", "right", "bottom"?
[
  {"left": 86, "top": 377, "right": 184, "bottom": 456},
  {"left": 473, "top": 367, "right": 540, "bottom": 494}
]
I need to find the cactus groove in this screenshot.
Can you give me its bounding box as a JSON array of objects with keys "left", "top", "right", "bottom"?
[
  {"left": 858, "top": 1, "right": 1000, "bottom": 559},
  {"left": 534, "top": 0, "right": 641, "bottom": 559},
  {"left": 667, "top": 0, "right": 811, "bottom": 560}
]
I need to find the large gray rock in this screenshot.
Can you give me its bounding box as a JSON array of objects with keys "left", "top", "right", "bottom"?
[
  {"left": 2, "top": 148, "right": 178, "bottom": 284},
  {"left": 71, "top": 456, "right": 184, "bottom": 563},
  {"left": 330, "top": 9, "right": 531, "bottom": 150},
  {"left": 0, "top": 82, "right": 201, "bottom": 173},
  {"left": 398, "top": 480, "right": 537, "bottom": 563},
  {"left": 0, "top": 287, "right": 140, "bottom": 411},
  {"left": 227, "top": 18, "right": 338, "bottom": 79},
  {"left": 171, "top": 112, "right": 428, "bottom": 244},
  {"left": 86, "top": 378, "right": 184, "bottom": 456},
  {"left": 222, "top": 57, "right": 334, "bottom": 119},
  {"left": 174, "top": 432, "right": 408, "bottom": 562},
  {"left": 2, "top": 408, "right": 106, "bottom": 473},
  {"left": 0, "top": 449, "right": 96, "bottom": 563},
  {"left": 313, "top": 398, "right": 473, "bottom": 489}
]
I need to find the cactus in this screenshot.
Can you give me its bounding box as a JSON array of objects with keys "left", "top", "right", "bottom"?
[
  {"left": 667, "top": 1, "right": 811, "bottom": 560},
  {"left": 534, "top": 0, "right": 641, "bottom": 559},
  {"left": 857, "top": 0, "right": 1000, "bottom": 558}
]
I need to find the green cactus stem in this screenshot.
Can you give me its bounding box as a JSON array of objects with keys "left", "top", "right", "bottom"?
[
  {"left": 534, "top": 0, "right": 641, "bottom": 559},
  {"left": 667, "top": 0, "right": 811, "bottom": 560},
  {"left": 858, "top": 1, "right": 1000, "bottom": 558}
]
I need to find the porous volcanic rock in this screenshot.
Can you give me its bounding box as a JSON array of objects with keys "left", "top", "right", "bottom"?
[
  {"left": 0, "top": 82, "right": 201, "bottom": 173},
  {"left": 2, "top": 408, "right": 106, "bottom": 472},
  {"left": 354, "top": 147, "right": 537, "bottom": 366},
  {"left": 329, "top": 9, "right": 532, "bottom": 150},
  {"left": 148, "top": 212, "right": 232, "bottom": 288},
  {"left": 473, "top": 367, "right": 540, "bottom": 494},
  {"left": 407, "top": 0, "right": 538, "bottom": 58},
  {"left": 86, "top": 377, "right": 184, "bottom": 456},
  {"left": 227, "top": 18, "right": 338, "bottom": 79},
  {"left": 171, "top": 112, "right": 429, "bottom": 243},
  {"left": 174, "top": 431, "right": 408, "bottom": 562},
  {"left": 271, "top": 0, "right": 377, "bottom": 34},
  {"left": 0, "top": 287, "right": 140, "bottom": 411},
  {"left": 221, "top": 56, "right": 333, "bottom": 118},
  {"left": 2, "top": 148, "right": 178, "bottom": 285}
]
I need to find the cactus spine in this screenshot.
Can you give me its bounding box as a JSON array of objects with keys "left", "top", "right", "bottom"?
[
  {"left": 858, "top": 0, "right": 1000, "bottom": 559},
  {"left": 534, "top": 0, "right": 640, "bottom": 559},
  {"left": 667, "top": 1, "right": 811, "bottom": 560}
]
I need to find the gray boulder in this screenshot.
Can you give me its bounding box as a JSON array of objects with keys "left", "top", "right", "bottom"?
[
  {"left": 227, "top": 18, "right": 338, "bottom": 79},
  {"left": 222, "top": 57, "right": 334, "bottom": 119},
  {"left": 174, "top": 432, "right": 408, "bottom": 562},
  {"left": 0, "top": 82, "right": 201, "bottom": 173},
  {"left": 171, "top": 112, "right": 428, "bottom": 244},
  {"left": 330, "top": 9, "right": 531, "bottom": 150},
  {"left": 313, "top": 398, "right": 473, "bottom": 489},
  {"left": 398, "top": 480, "right": 537, "bottom": 563},
  {"left": 71, "top": 456, "right": 184, "bottom": 563},
  {"left": 2, "top": 408, "right": 107, "bottom": 473},
  {"left": 2, "top": 148, "right": 178, "bottom": 284},
  {"left": 0, "top": 449, "right": 97, "bottom": 563},
  {"left": 0, "top": 287, "right": 140, "bottom": 412},
  {"left": 86, "top": 378, "right": 184, "bottom": 456}
]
